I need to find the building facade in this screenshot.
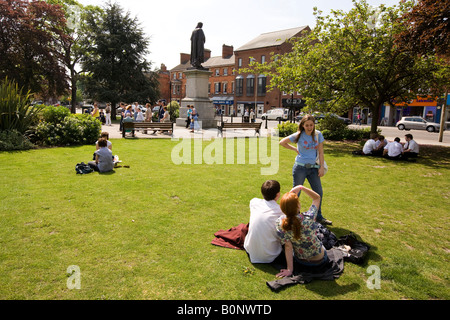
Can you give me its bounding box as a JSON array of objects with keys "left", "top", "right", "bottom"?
[
  {"left": 203, "top": 45, "right": 235, "bottom": 116},
  {"left": 156, "top": 63, "right": 171, "bottom": 104},
  {"left": 233, "top": 26, "right": 310, "bottom": 118}
]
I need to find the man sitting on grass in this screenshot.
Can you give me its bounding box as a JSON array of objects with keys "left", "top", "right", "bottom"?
[
  {"left": 244, "top": 180, "right": 285, "bottom": 264},
  {"left": 88, "top": 138, "right": 114, "bottom": 173},
  {"left": 383, "top": 137, "right": 403, "bottom": 160}
]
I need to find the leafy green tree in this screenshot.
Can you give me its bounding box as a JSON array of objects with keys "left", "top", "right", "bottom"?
[
  {"left": 79, "top": 2, "right": 159, "bottom": 119},
  {"left": 46, "top": 0, "right": 94, "bottom": 113},
  {"left": 243, "top": 0, "right": 449, "bottom": 133}
]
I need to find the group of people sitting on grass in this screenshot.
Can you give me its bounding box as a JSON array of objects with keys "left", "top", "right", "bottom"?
[{"left": 354, "top": 133, "right": 419, "bottom": 161}]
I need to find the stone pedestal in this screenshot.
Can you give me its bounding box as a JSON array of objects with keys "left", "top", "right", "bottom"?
[{"left": 176, "top": 69, "right": 216, "bottom": 129}]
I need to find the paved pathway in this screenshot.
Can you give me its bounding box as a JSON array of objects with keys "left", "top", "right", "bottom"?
[{"left": 102, "top": 118, "right": 450, "bottom": 147}]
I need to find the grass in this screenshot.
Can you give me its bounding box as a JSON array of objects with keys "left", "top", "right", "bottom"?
[{"left": 0, "top": 137, "right": 449, "bottom": 300}]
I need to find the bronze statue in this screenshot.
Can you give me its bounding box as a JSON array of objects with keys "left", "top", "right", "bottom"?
[{"left": 190, "top": 22, "right": 206, "bottom": 69}]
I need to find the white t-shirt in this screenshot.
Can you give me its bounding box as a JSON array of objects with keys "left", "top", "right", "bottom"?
[
  {"left": 96, "top": 140, "right": 112, "bottom": 149},
  {"left": 384, "top": 141, "right": 403, "bottom": 157},
  {"left": 404, "top": 139, "right": 419, "bottom": 153},
  {"left": 243, "top": 198, "right": 285, "bottom": 263},
  {"left": 363, "top": 139, "right": 377, "bottom": 154},
  {"left": 135, "top": 111, "right": 145, "bottom": 121}
]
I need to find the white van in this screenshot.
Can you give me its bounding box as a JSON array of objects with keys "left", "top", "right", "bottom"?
[{"left": 261, "top": 108, "right": 288, "bottom": 121}]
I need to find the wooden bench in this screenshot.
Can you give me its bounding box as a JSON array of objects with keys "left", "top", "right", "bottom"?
[
  {"left": 217, "top": 121, "right": 262, "bottom": 137},
  {"left": 122, "top": 121, "right": 173, "bottom": 138}
]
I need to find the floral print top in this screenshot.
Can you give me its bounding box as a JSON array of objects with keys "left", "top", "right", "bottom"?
[{"left": 275, "top": 204, "right": 323, "bottom": 260}]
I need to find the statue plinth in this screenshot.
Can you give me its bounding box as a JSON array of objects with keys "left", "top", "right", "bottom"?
[{"left": 176, "top": 68, "right": 216, "bottom": 129}]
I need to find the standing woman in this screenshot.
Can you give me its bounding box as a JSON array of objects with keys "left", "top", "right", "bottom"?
[{"left": 279, "top": 114, "right": 332, "bottom": 225}]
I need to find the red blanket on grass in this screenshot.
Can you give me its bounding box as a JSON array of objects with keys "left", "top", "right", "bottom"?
[{"left": 211, "top": 223, "right": 249, "bottom": 250}]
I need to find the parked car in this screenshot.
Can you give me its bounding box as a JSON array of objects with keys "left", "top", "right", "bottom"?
[
  {"left": 396, "top": 116, "right": 442, "bottom": 132},
  {"left": 261, "top": 108, "right": 288, "bottom": 121}
]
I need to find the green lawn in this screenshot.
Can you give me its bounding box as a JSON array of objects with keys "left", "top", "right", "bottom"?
[{"left": 0, "top": 138, "right": 449, "bottom": 300}]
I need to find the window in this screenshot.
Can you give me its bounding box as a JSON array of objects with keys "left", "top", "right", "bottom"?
[
  {"left": 231, "top": 81, "right": 235, "bottom": 94},
  {"left": 246, "top": 75, "right": 254, "bottom": 95},
  {"left": 215, "top": 69, "right": 220, "bottom": 76},
  {"left": 257, "top": 75, "right": 266, "bottom": 95},
  {"left": 223, "top": 68, "right": 228, "bottom": 76},
  {"left": 235, "top": 76, "right": 243, "bottom": 95},
  {"left": 223, "top": 82, "right": 228, "bottom": 94},
  {"left": 178, "top": 72, "right": 182, "bottom": 79},
  {"left": 261, "top": 55, "right": 266, "bottom": 64},
  {"left": 215, "top": 82, "right": 221, "bottom": 94},
  {"left": 238, "top": 58, "right": 242, "bottom": 67}
]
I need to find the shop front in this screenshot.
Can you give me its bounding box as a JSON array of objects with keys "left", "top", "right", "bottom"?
[
  {"left": 236, "top": 101, "right": 264, "bottom": 118},
  {"left": 282, "top": 98, "right": 306, "bottom": 120},
  {"left": 212, "top": 96, "right": 234, "bottom": 116},
  {"left": 381, "top": 96, "right": 439, "bottom": 126}
]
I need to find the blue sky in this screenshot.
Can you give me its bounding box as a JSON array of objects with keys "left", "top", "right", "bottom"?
[{"left": 78, "top": 0, "right": 402, "bottom": 70}]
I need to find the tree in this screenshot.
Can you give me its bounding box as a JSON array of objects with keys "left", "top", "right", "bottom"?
[
  {"left": 243, "top": 0, "right": 449, "bottom": 133},
  {"left": 396, "top": 0, "right": 449, "bottom": 57},
  {"left": 46, "top": 0, "right": 92, "bottom": 113},
  {"left": 0, "top": 0, "right": 69, "bottom": 99},
  {"left": 79, "top": 2, "right": 159, "bottom": 119}
]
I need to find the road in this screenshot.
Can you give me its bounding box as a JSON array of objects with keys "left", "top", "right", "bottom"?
[{"left": 229, "top": 117, "right": 450, "bottom": 146}]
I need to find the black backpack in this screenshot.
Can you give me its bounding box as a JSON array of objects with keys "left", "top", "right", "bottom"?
[
  {"left": 75, "top": 162, "right": 93, "bottom": 174},
  {"left": 337, "top": 233, "right": 370, "bottom": 264}
]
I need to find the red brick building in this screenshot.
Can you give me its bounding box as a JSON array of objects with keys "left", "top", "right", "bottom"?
[
  {"left": 234, "top": 26, "right": 310, "bottom": 118},
  {"left": 156, "top": 63, "right": 171, "bottom": 104},
  {"left": 203, "top": 45, "right": 235, "bottom": 115}
]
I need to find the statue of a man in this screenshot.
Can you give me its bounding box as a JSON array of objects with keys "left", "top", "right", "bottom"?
[{"left": 190, "top": 22, "right": 206, "bottom": 69}]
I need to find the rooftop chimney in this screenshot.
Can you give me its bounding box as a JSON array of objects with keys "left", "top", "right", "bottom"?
[{"left": 222, "top": 45, "right": 234, "bottom": 58}]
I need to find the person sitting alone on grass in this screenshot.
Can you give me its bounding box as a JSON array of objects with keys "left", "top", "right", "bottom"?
[
  {"left": 88, "top": 138, "right": 114, "bottom": 173},
  {"left": 243, "top": 180, "right": 285, "bottom": 264},
  {"left": 275, "top": 184, "right": 326, "bottom": 278}
]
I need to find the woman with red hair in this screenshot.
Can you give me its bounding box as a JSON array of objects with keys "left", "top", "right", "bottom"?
[{"left": 275, "top": 184, "right": 328, "bottom": 278}]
